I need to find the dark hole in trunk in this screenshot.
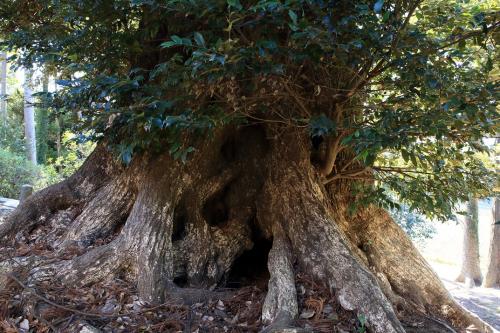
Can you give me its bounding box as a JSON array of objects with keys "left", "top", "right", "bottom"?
[
  {"left": 224, "top": 221, "right": 272, "bottom": 289},
  {"left": 311, "top": 134, "right": 324, "bottom": 150},
  {"left": 310, "top": 134, "right": 325, "bottom": 166},
  {"left": 172, "top": 202, "right": 188, "bottom": 241},
  {"left": 221, "top": 135, "right": 237, "bottom": 163},
  {"left": 202, "top": 185, "right": 230, "bottom": 227},
  {"left": 173, "top": 273, "right": 188, "bottom": 288}
]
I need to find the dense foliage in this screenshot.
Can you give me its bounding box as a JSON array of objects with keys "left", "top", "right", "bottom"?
[
  {"left": 1, "top": 0, "right": 498, "bottom": 219},
  {"left": 0, "top": 90, "right": 26, "bottom": 156},
  {"left": 0, "top": 148, "right": 38, "bottom": 198},
  {"left": 0, "top": 85, "right": 93, "bottom": 196}
]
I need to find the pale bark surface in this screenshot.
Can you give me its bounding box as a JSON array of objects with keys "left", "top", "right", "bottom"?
[
  {"left": 0, "top": 51, "right": 6, "bottom": 123},
  {"left": 23, "top": 69, "right": 37, "bottom": 165},
  {"left": 483, "top": 138, "right": 500, "bottom": 289},
  {"left": 483, "top": 197, "right": 500, "bottom": 288},
  {"left": 0, "top": 126, "right": 494, "bottom": 332},
  {"left": 456, "top": 198, "right": 483, "bottom": 287}
]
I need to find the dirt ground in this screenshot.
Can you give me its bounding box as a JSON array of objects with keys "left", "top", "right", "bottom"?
[
  {"left": 428, "top": 261, "right": 500, "bottom": 331},
  {"left": 2, "top": 197, "right": 499, "bottom": 332}
]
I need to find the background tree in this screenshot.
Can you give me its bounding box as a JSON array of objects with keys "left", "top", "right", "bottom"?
[
  {"left": 483, "top": 139, "right": 500, "bottom": 288},
  {"left": 456, "top": 197, "right": 483, "bottom": 287},
  {"left": 0, "top": 51, "right": 6, "bottom": 124},
  {"left": 0, "top": 1, "right": 498, "bottom": 332},
  {"left": 22, "top": 69, "right": 36, "bottom": 164},
  {"left": 36, "top": 70, "right": 50, "bottom": 164}
]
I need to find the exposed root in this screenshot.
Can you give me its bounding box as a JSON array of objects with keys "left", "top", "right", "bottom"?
[
  {"left": 28, "top": 240, "right": 122, "bottom": 287},
  {"left": 0, "top": 129, "right": 495, "bottom": 333},
  {"left": 121, "top": 183, "right": 178, "bottom": 303},
  {"left": 260, "top": 135, "right": 406, "bottom": 333},
  {"left": 0, "top": 181, "right": 77, "bottom": 242},
  {"left": 0, "top": 144, "right": 118, "bottom": 243},
  {"left": 58, "top": 177, "right": 136, "bottom": 248},
  {"left": 348, "top": 206, "right": 495, "bottom": 333},
  {"left": 262, "top": 230, "right": 298, "bottom": 327}
]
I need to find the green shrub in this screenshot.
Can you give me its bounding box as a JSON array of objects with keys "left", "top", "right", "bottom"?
[
  {"left": 0, "top": 90, "right": 26, "bottom": 156},
  {"left": 0, "top": 148, "right": 39, "bottom": 198},
  {"left": 391, "top": 205, "right": 436, "bottom": 244},
  {"left": 0, "top": 129, "right": 94, "bottom": 198}
]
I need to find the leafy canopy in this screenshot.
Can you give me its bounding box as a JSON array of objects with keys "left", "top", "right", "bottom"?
[{"left": 1, "top": 0, "right": 498, "bottom": 219}]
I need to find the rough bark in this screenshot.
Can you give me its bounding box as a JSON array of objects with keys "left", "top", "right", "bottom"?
[
  {"left": 261, "top": 227, "right": 298, "bottom": 330},
  {"left": 0, "top": 125, "right": 494, "bottom": 333},
  {"left": 456, "top": 198, "right": 483, "bottom": 287},
  {"left": 258, "top": 135, "right": 405, "bottom": 333},
  {"left": 483, "top": 197, "right": 500, "bottom": 288},
  {"left": 334, "top": 198, "right": 491, "bottom": 332}
]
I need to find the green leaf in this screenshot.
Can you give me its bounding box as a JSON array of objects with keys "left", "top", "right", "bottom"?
[
  {"left": 194, "top": 32, "right": 205, "bottom": 47},
  {"left": 171, "top": 35, "right": 183, "bottom": 44},
  {"left": 357, "top": 313, "right": 366, "bottom": 330},
  {"left": 121, "top": 150, "right": 132, "bottom": 165},
  {"left": 288, "top": 10, "right": 298, "bottom": 25},
  {"left": 374, "top": 0, "right": 384, "bottom": 13},
  {"left": 402, "top": 150, "right": 409, "bottom": 163},
  {"left": 227, "top": 0, "right": 242, "bottom": 10},
  {"left": 309, "top": 114, "right": 335, "bottom": 137},
  {"left": 365, "top": 153, "right": 376, "bottom": 166},
  {"left": 410, "top": 154, "right": 418, "bottom": 167}
]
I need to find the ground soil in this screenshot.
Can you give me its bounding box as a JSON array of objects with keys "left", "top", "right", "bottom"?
[
  {"left": 430, "top": 261, "right": 500, "bottom": 331},
  {"left": 1, "top": 196, "right": 498, "bottom": 333}
]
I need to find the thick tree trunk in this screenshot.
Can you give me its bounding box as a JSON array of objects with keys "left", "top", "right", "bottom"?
[
  {"left": 456, "top": 198, "right": 483, "bottom": 287},
  {"left": 483, "top": 197, "right": 500, "bottom": 288},
  {"left": 0, "top": 126, "right": 494, "bottom": 332}
]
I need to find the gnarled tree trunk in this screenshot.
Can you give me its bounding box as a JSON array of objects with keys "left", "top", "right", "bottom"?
[{"left": 0, "top": 125, "right": 493, "bottom": 332}]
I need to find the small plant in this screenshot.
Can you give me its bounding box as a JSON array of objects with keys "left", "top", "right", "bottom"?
[{"left": 357, "top": 313, "right": 367, "bottom": 333}]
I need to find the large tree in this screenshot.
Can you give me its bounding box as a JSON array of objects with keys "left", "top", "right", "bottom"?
[{"left": 0, "top": 1, "right": 498, "bottom": 332}]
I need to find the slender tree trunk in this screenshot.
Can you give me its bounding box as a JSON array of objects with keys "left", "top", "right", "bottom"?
[
  {"left": 0, "top": 126, "right": 493, "bottom": 332},
  {"left": 23, "top": 69, "right": 37, "bottom": 165},
  {"left": 36, "top": 72, "right": 49, "bottom": 164},
  {"left": 0, "top": 51, "right": 7, "bottom": 125},
  {"left": 55, "top": 116, "right": 61, "bottom": 159},
  {"left": 456, "top": 197, "right": 483, "bottom": 287},
  {"left": 54, "top": 78, "right": 62, "bottom": 161}
]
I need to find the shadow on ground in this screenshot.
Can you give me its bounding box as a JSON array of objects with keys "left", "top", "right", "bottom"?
[{"left": 440, "top": 278, "right": 500, "bottom": 331}]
